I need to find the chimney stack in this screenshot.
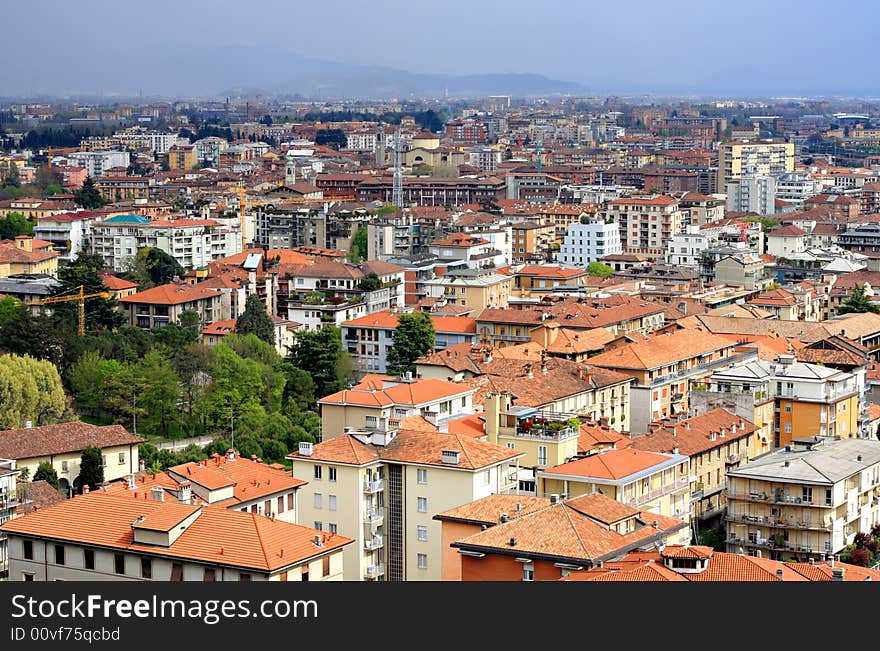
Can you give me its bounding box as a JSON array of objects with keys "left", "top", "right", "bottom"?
[
  {"left": 832, "top": 566, "right": 845, "bottom": 582},
  {"left": 776, "top": 568, "right": 784, "bottom": 578},
  {"left": 524, "top": 363, "right": 533, "bottom": 379},
  {"left": 138, "top": 459, "right": 145, "bottom": 472},
  {"left": 499, "top": 513, "right": 509, "bottom": 523},
  {"left": 127, "top": 474, "right": 136, "bottom": 490}
]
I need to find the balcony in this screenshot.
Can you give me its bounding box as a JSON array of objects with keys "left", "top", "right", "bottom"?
[
  {"left": 727, "top": 536, "right": 828, "bottom": 555},
  {"left": 726, "top": 512, "right": 833, "bottom": 532},
  {"left": 726, "top": 453, "right": 741, "bottom": 466},
  {"left": 364, "top": 535, "right": 384, "bottom": 551},
  {"left": 628, "top": 478, "right": 690, "bottom": 507},
  {"left": 363, "top": 479, "right": 384, "bottom": 494},
  {"left": 365, "top": 564, "right": 385, "bottom": 579},
  {"left": 506, "top": 409, "right": 580, "bottom": 442},
  {"left": 364, "top": 507, "right": 385, "bottom": 526},
  {"left": 728, "top": 492, "right": 829, "bottom": 508}
]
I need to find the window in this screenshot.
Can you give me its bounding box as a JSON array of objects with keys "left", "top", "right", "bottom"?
[
  {"left": 114, "top": 554, "right": 125, "bottom": 575},
  {"left": 84, "top": 549, "right": 94, "bottom": 570},
  {"left": 802, "top": 487, "right": 813, "bottom": 503},
  {"left": 278, "top": 496, "right": 285, "bottom": 513},
  {"left": 54, "top": 545, "right": 65, "bottom": 566},
  {"left": 538, "top": 446, "right": 547, "bottom": 466},
  {"left": 203, "top": 568, "right": 216, "bottom": 582},
  {"left": 323, "top": 556, "right": 331, "bottom": 577},
  {"left": 314, "top": 493, "right": 322, "bottom": 509},
  {"left": 61, "top": 461, "right": 68, "bottom": 472},
  {"left": 264, "top": 500, "right": 272, "bottom": 515},
  {"left": 825, "top": 488, "right": 833, "bottom": 506},
  {"left": 417, "top": 554, "right": 428, "bottom": 569},
  {"left": 314, "top": 521, "right": 323, "bottom": 530},
  {"left": 417, "top": 525, "right": 428, "bottom": 541},
  {"left": 314, "top": 466, "right": 322, "bottom": 480},
  {"left": 417, "top": 497, "right": 428, "bottom": 513},
  {"left": 239, "top": 573, "right": 251, "bottom": 582},
  {"left": 118, "top": 452, "right": 126, "bottom": 465},
  {"left": 251, "top": 504, "right": 258, "bottom": 514},
  {"left": 417, "top": 468, "right": 427, "bottom": 484},
  {"left": 23, "top": 573, "right": 34, "bottom": 582},
  {"left": 522, "top": 563, "right": 535, "bottom": 582},
  {"left": 287, "top": 493, "right": 295, "bottom": 511},
  {"left": 329, "top": 523, "right": 337, "bottom": 534},
  {"left": 279, "top": 571, "right": 288, "bottom": 582},
  {"left": 484, "top": 469, "right": 491, "bottom": 485},
  {"left": 329, "top": 467, "right": 337, "bottom": 482},
  {"left": 784, "top": 423, "right": 792, "bottom": 433},
  {"left": 328, "top": 495, "right": 337, "bottom": 511},
  {"left": 784, "top": 403, "right": 791, "bottom": 413},
  {"left": 23, "top": 540, "right": 33, "bottom": 560},
  {"left": 141, "top": 558, "right": 152, "bottom": 579}
]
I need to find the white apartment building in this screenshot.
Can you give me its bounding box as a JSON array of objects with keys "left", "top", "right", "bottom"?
[
  {"left": 726, "top": 174, "right": 777, "bottom": 216},
  {"left": 776, "top": 171, "right": 822, "bottom": 205},
  {"left": 665, "top": 229, "right": 711, "bottom": 268},
  {"left": 114, "top": 130, "right": 183, "bottom": 155},
  {"left": 288, "top": 429, "right": 523, "bottom": 581},
  {"left": 602, "top": 195, "right": 683, "bottom": 256},
  {"left": 345, "top": 131, "right": 378, "bottom": 152},
  {"left": 33, "top": 212, "right": 101, "bottom": 263},
  {"left": 557, "top": 217, "right": 622, "bottom": 266},
  {"left": 89, "top": 214, "right": 242, "bottom": 272},
  {"left": 66, "top": 150, "right": 130, "bottom": 177},
  {"left": 0, "top": 458, "right": 25, "bottom": 577},
  {"left": 466, "top": 146, "right": 502, "bottom": 173}
]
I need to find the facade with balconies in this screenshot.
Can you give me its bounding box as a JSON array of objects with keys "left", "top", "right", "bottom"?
[
  {"left": 0, "top": 459, "right": 29, "bottom": 578},
  {"left": 725, "top": 437, "right": 880, "bottom": 561}
]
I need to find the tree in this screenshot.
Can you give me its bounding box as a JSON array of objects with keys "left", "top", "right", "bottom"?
[
  {"left": 358, "top": 273, "right": 381, "bottom": 292},
  {"left": 0, "top": 295, "right": 19, "bottom": 326},
  {"left": 0, "top": 354, "right": 68, "bottom": 429},
  {"left": 348, "top": 226, "right": 368, "bottom": 262},
  {"left": 386, "top": 312, "right": 435, "bottom": 377},
  {"left": 76, "top": 445, "right": 105, "bottom": 493},
  {"left": 33, "top": 462, "right": 60, "bottom": 491},
  {"left": 66, "top": 350, "right": 124, "bottom": 415},
  {"left": 131, "top": 352, "right": 181, "bottom": 438},
  {"left": 0, "top": 212, "right": 34, "bottom": 240},
  {"left": 53, "top": 251, "right": 125, "bottom": 331},
  {"left": 839, "top": 285, "right": 880, "bottom": 315},
  {"left": 587, "top": 261, "right": 614, "bottom": 278},
  {"left": 236, "top": 294, "right": 276, "bottom": 346},
  {"left": 314, "top": 129, "right": 347, "bottom": 150},
  {"left": 73, "top": 175, "right": 104, "bottom": 209},
  {"left": 289, "top": 325, "right": 350, "bottom": 398},
  {"left": 135, "top": 247, "right": 185, "bottom": 286}
]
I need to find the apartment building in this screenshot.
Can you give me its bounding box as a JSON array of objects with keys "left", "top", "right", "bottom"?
[
  {"left": 557, "top": 216, "right": 623, "bottom": 266},
  {"left": 665, "top": 230, "right": 710, "bottom": 268},
  {"left": 587, "top": 329, "right": 752, "bottom": 434},
  {"left": 536, "top": 448, "right": 692, "bottom": 533},
  {"left": 442, "top": 492, "right": 688, "bottom": 581},
  {"left": 428, "top": 233, "right": 506, "bottom": 270},
  {"left": 423, "top": 268, "right": 512, "bottom": 311},
  {"left": 288, "top": 428, "right": 523, "bottom": 581},
  {"left": 631, "top": 409, "right": 759, "bottom": 527},
  {"left": 317, "top": 375, "right": 476, "bottom": 441},
  {"left": 0, "top": 236, "right": 59, "bottom": 278},
  {"left": 510, "top": 221, "right": 557, "bottom": 263},
  {"left": 95, "top": 175, "right": 154, "bottom": 202},
  {"left": 0, "top": 458, "right": 27, "bottom": 577},
  {"left": 0, "top": 491, "right": 352, "bottom": 581},
  {"left": 726, "top": 437, "right": 880, "bottom": 561},
  {"left": 34, "top": 211, "right": 106, "bottom": 263},
  {"left": 89, "top": 214, "right": 242, "bottom": 272},
  {"left": 355, "top": 177, "right": 505, "bottom": 207},
  {"left": 0, "top": 422, "right": 144, "bottom": 496},
  {"left": 119, "top": 282, "right": 222, "bottom": 329},
  {"left": 717, "top": 140, "right": 795, "bottom": 193},
  {"left": 342, "top": 310, "right": 477, "bottom": 375},
  {"left": 726, "top": 174, "right": 776, "bottom": 216},
  {"left": 603, "top": 195, "right": 684, "bottom": 257},
  {"left": 66, "top": 150, "right": 130, "bottom": 177},
  {"left": 506, "top": 265, "right": 595, "bottom": 300},
  {"left": 167, "top": 144, "right": 197, "bottom": 170}
]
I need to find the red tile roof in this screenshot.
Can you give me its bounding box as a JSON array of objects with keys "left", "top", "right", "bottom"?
[
  {"left": 0, "top": 422, "right": 144, "bottom": 460},
  {"left": 120, "top": 282, "right": 221, "bottom": 306}
]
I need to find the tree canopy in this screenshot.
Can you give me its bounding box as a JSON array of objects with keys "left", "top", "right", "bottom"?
[
  {"left": 33, "top": 462, "right": 60, "bottom": 490},
  {"left": 839, "top": 285, "right": 880, "bottom": 315},
  {"left": 386, "top": 312, "right": 435, "bottom": 377},
  {"left": 73, "top": 176, "right": 104, "bottom": 209},
  {"left": 587, "top": 261, "right": 614, "bottom": 278},
  {"left": 76, "top": 445, "right": 104, "bottom": 493},
  {"left": 0, "top": 354, "right": 68, "bottom": 429},
  {"left": 236, "top": 294, "right": 276, "bottom": 346}
]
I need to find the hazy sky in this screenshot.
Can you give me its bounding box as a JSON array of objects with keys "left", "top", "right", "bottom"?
[{"left": 4, "top": 0, "right": 878, "bottom": 97}]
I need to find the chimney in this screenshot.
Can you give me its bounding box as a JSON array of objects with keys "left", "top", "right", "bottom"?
[
  {"left": 441, "top": 449, "right": 461, "bottom": 465},
  {"left": 858, "top": 455, "right": 863, "bottom": 462},
  {"left": 515, "top": 502, "right": 522, "bottom": 514},
  {"left": 524, "top": 363, "right": 533, "bottom": 379},
  {"left": 298, "top": 441, "right": 314, "bottom": 457},
  {"left": 149, "top": 487, "right": 164, "bottom": 502},
  {"left": 178, "top": 480, "right": 191, "bottom": 504},
  {"left": 138, "top": 459, "right": 145, "bottom": 472},
  {"left": 672, "top": 447, "right": 679, "bottom": 455},
  {"left": 127, "top": 474, "right": 136, "bottom": 490},
  {"left": 499, "top": 513, "right": 509, "bottom": 523},
  {"left": 784, "top": 460, "right": 790, "bottom": 467},
  {"left": 508, "top": 537, "right": 517, "bottom": 546},
  {"left": 83, "top": 485, "right": 90, "bottom": 494},
  {"left": 24, "top": 420, "right": 32, "bottom": 428},
  {"left": 776, "top": 568, "right": 784, "bottom": 578},
  {"left": 832, "top": 566, "right": 845, "bottom": 582},
  {"left": 313, "top": 535, "right": 323, "bottom": 547},
  {"left": 227, "top": 448, "right": 236, "bottom": 461},
  {"left": 550, "top": 494, "right": 560, "bottom": 505}
]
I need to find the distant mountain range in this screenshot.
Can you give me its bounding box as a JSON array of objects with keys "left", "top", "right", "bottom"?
[{"left": 0, "top": 46, "right": 588, "bottom": 100}]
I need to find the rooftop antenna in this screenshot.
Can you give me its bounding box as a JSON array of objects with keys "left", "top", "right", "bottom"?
[{"left": 392, "top": 129, "right": 404, "bottom": 208}]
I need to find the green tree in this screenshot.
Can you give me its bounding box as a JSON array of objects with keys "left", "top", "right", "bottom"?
[
  {"left": 0, "top": 295, "right": 19, "bottom": 326},
  {"left": 0, "top": 354, "right": 68, "bottom": 429},
  {"left": 132, "top": 352, "right": 182, "bottom": 438},
  {"left": 280, "top": 361, "right": 317, "bottom": 412},
  {"left": 134, "top": 247, "right": 185, "bottom": 286},
  {"left": 386, "top": 312, "right": 435, "bottom": 377},
  {"left": 358, "top": 272, "right": 381, "bottom": 292},
  {"left": 236, "top": 294, "right": 276, "bottom": 346},
  {"left": 66, "top": 350, "right": 123, "bottom": 415},
  {"left": 289, "top": 325, "right": 350, "bottom": 398},
  {"left": 33, "top": 462, "right": 60, "bottom": 490},
  {"left": 314, "top": 128, "right": 347, "bottom": 149},
  {"left": 587, "top": 261, "right": 614, "bottom": 277},
  {"left": 177, "top": 310, "right": 202, "bottom": 338},
  {"left": 0, "top": 211, "right": 34, "bottom": 239},
  {"left": 76, "top": 445, "right": 105, "bottom": 493},
  {"left": 839, "top": 285, "right": 880, "bottom": 315},
  {"left": 53, "top": 251, "right": 125, "bottom": 331},
  {"left": 73, "top": 175, "right": 104, "bottom": 209}
]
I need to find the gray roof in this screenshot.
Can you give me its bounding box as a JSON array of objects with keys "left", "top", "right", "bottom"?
[
  {"left": 728, "top": 438, "right": 880, "bottom": 486},
  {"left": 709, "top": 359, "right": 773, "bottom": 382},
  {"left": 0, "top": 275, "right": 62, "bottom": 296}
]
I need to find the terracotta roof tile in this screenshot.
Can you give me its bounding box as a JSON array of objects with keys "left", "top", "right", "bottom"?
[
  {"left": 120, "top": 282, "right": 221, "bottom": 306},
  {"left": 0, "top": 422, "right": 144, "bottom": 460}
]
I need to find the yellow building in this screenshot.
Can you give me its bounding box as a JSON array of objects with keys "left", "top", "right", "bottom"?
[
  {"left": 717, "top": 140, "right": 795, "bottom": 193},
  {"left": 511, "top": 221, "right": 557, "bottom": 263},
  {"left": 0, "top": 236, "right": 59, "bottom": 278},
  {"left": 726, "top": 437, "right": 880, "bottom": 561},
  {"left": 166, "top": 145, "right": 197, "bottom": 170},
  {"left": 427, "top": 268, "right": 512, "bottom": 311},
  {"left": 288, "top": 429, "right": 523, "bottom": 581},
  {"left": 0, "top": 422, "right": 145, "bottom": 496},
  {"left": 536, "top": 447, "right": 692, "bottom": 543}
]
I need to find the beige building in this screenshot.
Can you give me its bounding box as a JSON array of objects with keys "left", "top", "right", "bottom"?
[
  {"left": 0, "top": 236, "right": 59, "bottom": 278},
  {"left": 288, "top": 428, "right": 523, "bottom": 581},
  {"left": 424, "top": 268, "right": 512, "bottom": 311},
  {"left": 0, "top": 422, "right": 145, "bottom": 496},
  {"left": 119, "top": 282, "right": 222, "bottom": 329},
  {"left": 0, "top": 491, "right": 352, "bottom": 581},
  {"left": 714, "top": 253, "right": 766, "bottom": 290},
  {"left": 717, "top": 140, "right": 795, "bottom": 193},
  {"left": 726, "top": 437, "right": 880, "bottom": 561}
]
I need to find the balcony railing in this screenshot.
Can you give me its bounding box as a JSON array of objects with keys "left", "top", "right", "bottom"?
[
  {"left": 365, "top": 564, "right": 385, "bottom": 579},
  {"left": 728, "top": 492, "right": 830, "bottom": 508},
  {"left": 364, "top": 536, "right": 384, "bottom": 551},
  {"left": 363, "top": 480, "right": 384, "bottom": 494},
  {"left": 726, "top": 512, "right": 833, "bottom": 531},
  {"left": 628, "top": 478, "right": 690, "bottom": 507},
  {"left": 364, "top": 508, "right": 385, "bottom": 525}
]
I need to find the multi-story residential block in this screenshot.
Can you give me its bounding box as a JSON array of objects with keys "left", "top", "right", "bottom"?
[
  {"left": 677, "top": 192, "right": 726, "bottom": 226},
  {"left": 804, "top": 194, "right": 860, "bottom": 221},
  {"left": 167, "top": 144, "right": 197, "bottom": 170},
  {"left": 466, "top": 145, "right": 501, "bottom": 173},
  {"left": 428, "top": 233, "right": 506, "bottom": 270},
  {"left": 505, "top": 264, "right": 595, "bottom": 301},
  {"left": 423, "top": 267, "right": 512, "bottom": 311},
  {"left": 713, "top": 252, "right": 767, "bottom": 290},
  {"left": 66, "top": 150, "right": 130, "bottom": 177},
  {"left": 95, "top": 175, "right": 154, "bottom": 202},
  {"left": 119, "top": 282, "right": 222, "bottom": 329},
  {"left": 288, "top": 427, "right": 523, "bottom": 580},
  {"left": 603, "top": 195, "right": 683, "bottom": 257},
  {"left": 557, "top": 216, "right": 623, "bottom": 266},
  {"left": 0, "top": 236, "right": 59, "bottom": 278},
  {"left": 193, "top": 136, "right": 229, "bottom": 165},
  {"left": 726, "top": 173, "right": 776, "bottom": 215},
  {"left": 34, "top": 211, "right": 106, "bottom": 263},
  {"left": 0, "top": 422, "right": 144, "bottom": 497},
  {"left": 665, "top": 229, "right": 710, "bottom": 268},
  {"left": 0, "top": 458, "right": 28, "bottom": 577},
  {"left": 536, "top": 448, "right": 692, "bottom": 531},
  {"left": 0, "top": 490, "right": 352, "bottom": 581},
  {"left": 317, "top": 374, "right": 476, "bottom": 441},
  {"left": 631, "top": 408, "right": 759, "bottom": 527},
  {"left": 355, "top": 176, "right": 505, "bottom": 206},
  {"left": 441, "top": 492, "right": 688, "bottom": 581},
  {"left": 776, "top": 171, "right": 822, "bottom": 205},
  {"left": 717, "top": 140, "right": 795, "bottom": 193},
  {"left": 766, "top": 224, "right": 808, "bottom": 258},
  {"left": 342, "top": 309, "right": 477, "bottom": 375},
  {"left": 510, "top": 221, "right": 557, "bottom": 263},
  {"left": 746, "top": 286, "right": 821, "bottom": 321},
  {"left": 588, "top": 329, "right": 753, "bottom": 434},
  {"left": 725, "top": 437, "right": 880, "bottom": 561}
]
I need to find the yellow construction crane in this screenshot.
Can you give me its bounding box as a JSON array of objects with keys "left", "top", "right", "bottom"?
[{"left": 38, "top": 285, "right": 112, "bottom": 336}]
